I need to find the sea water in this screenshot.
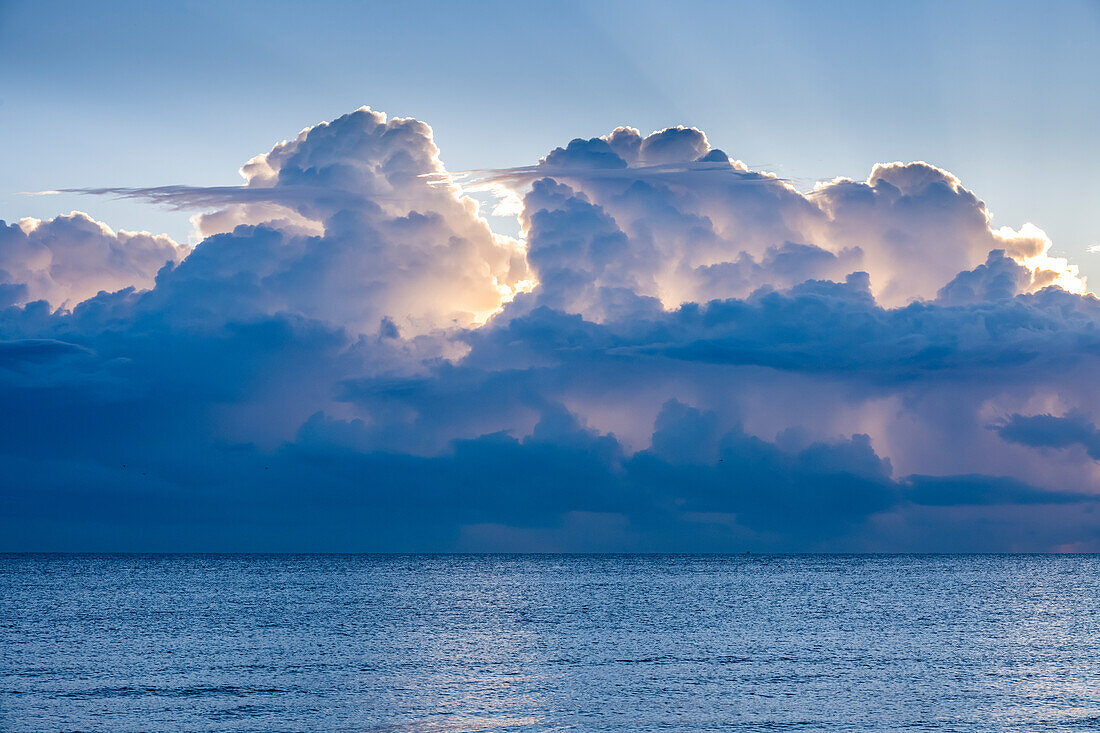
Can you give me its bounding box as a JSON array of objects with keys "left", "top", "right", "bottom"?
[{"left": 2, "top": 554, "right": 1099, "bottom": 731}]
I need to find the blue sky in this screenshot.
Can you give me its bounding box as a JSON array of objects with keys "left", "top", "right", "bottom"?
[
  {"left": 4, "top": 1, "right": 1100, "bottom": 551},
  {"left": 2, "top": 0, "right": 1098, "bottom": 269}
]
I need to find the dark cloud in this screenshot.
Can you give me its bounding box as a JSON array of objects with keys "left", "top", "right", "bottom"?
[
  {"left": 0, "top": 397, "right": 900, "bottom": 551},
  {"left": 903, "top": 473, "right": 1095, "bottom": 506},
  {"left": 995, "top": 412, "right": 1100, "bottom": 460}
]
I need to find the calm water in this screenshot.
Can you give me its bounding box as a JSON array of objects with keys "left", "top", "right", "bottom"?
[{"left": 2, "top": 554, "right": 1100, "bottom": 732}]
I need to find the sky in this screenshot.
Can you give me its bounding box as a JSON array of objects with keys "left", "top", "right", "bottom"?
[
  {"left": 2, "top": 1, "right": 1100, "bottom": 551},
  {"left": 3, "top": 1, "right": 1098, "bottom": 263}
]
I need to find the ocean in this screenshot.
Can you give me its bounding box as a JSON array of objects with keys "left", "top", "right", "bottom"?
[{"left": 2, "top": 554, "right": 1099, "bottom": 731}]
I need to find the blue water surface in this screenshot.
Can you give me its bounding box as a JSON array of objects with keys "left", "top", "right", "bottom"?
[{"left": 2, "top": 554, "right": 1099, "bottom": 731}]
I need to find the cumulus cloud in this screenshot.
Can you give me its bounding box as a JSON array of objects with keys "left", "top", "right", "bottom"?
[
  {"left": 0, "top": 212, "right": 186, "bottom": 310},
  {"left": 74, "top": 107, "right": 530, "bottom": 335},
  {"left": 487, "top": 132, "right": 1086, "bottom": 314},
  {"left": 2, "top": 106, "right": 1100, "bottom": 551}
]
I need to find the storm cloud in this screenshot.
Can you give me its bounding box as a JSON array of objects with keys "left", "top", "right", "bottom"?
[{"left": 2, "top": 106, "right": 1099, "bottom": 551}]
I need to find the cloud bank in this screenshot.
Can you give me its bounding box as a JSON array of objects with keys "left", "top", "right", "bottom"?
[{"left": 2, "top": 106, "right": 1099, "bottom": 551}]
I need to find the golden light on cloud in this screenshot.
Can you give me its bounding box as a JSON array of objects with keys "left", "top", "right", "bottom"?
[{"left": 997, "top": 223, "right": 1090, "bottom": 296}]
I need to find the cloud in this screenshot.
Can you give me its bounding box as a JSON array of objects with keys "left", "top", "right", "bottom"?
[
  {"left": 935, "top": 250, "right": 1032, "bottom": 305},
  {"left": 994, "top": 412, "right": 1100, "bottom": 460},
  {"left": 903, "top": 473, "right": 1095, "bottom": 506},
  {"left": 2, "top": 106, "right": 1100, "bottom": 551},
  {"left": 66, "top": 107, "right": 531, "bottom": 336},
  {"left": 0, "top": 212, "right": 187, "bottom": 310},
  {"left": 0, "top": 396, "right": 901, "bottom": 551},
  {"left": 499, "top": 134, "right": 1087, "bottom": 313}
]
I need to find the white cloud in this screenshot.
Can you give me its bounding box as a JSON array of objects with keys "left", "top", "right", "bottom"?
[
  {"left": 71, "top": 107, "right": 530, "bottom": 336},
  {"left": 0, "top": 212, "right": 187, "bottom": 310}
]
